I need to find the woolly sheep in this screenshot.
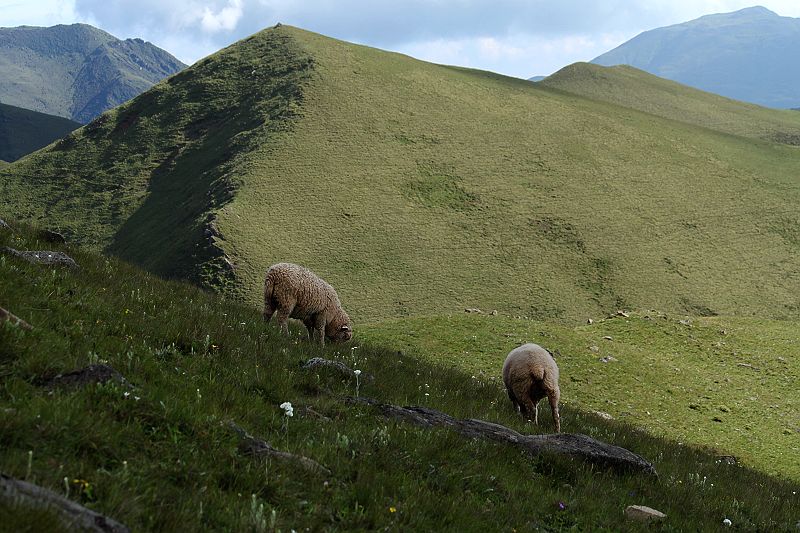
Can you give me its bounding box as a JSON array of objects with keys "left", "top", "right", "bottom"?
[
  {"left": 502, "top": 343, "right": 561, "bottom": 432},
  {"left": 263, "top": 262, "right": 353, "bottom": 346}
]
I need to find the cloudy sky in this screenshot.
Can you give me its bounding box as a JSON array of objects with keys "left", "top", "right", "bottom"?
[{"left": 2, "top": 1, "right": 800, "bottom": 78}]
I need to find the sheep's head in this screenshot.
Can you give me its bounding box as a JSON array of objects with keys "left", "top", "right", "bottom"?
[{"left": 326, "top": 316, "right": 353, "bottom": 342}]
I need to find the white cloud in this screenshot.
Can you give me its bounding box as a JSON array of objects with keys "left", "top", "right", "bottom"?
[
  {"left": 397, "top": 31, "right": 639, "bottom": 79},
  {"left": 200, "top": 0, "right": 243, "bottom": 33},
  {"left": 5, "top": 1, "right": 800, "bottom": 73},
  {"left": 0, "top": 0, "right": 80, "bottom": 27}
]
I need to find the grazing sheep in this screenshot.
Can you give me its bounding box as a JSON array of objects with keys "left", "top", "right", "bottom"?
[
  {"left": 263, "top": 262, "right": 352, "bottom": 346},
  {"left": 502, "top": 343, "right": 561, "bottom": 432}
]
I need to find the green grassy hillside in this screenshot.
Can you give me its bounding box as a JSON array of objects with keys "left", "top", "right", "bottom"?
[
  {"left": 0, "top": 103, "right": 80, "bottom": 162},
  {"left": 1, "top": 221, "right": 797, "bottom": 531},
  {"left": 538, "top": 62, "right": 800, "bottom": 143},
  {"left": 362, "top": 313, "right": 800, "bottom": 481},
  {"left": 2, "top": 25, "right": 800, "bottom": 327}
]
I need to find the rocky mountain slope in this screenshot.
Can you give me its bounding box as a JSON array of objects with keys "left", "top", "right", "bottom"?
[{"left": 0, "top": 23, "right": 185, "bottom": 123}]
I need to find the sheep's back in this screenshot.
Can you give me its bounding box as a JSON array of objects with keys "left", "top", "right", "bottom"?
[
  {"left": 503, "top": 343, "right": 558, "bottom": 385},
  {"left": 267, "top": 263, "right": 342, "bottom": 314}
]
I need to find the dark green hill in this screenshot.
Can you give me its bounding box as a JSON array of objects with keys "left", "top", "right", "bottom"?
[
  {"left": 2, "top": 25, "right": 800, "bottom": 325},
  {"left": 591, "top": 6, "right": 800, "bottom": 108},
  {"left": 0, "top": 23, "right": 186, "bottom": 123},
  {"left": 0, "top": 102, "right": 80, "bottom": 162},
  {"left": 538, "top": 62, "right": 800, "bottom": 143}
]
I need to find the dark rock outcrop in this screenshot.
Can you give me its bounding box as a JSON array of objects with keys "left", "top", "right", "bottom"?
[
  {"left": 46, "top": 364, "right": 130, "bottom": 389},
  {"left": 349, "top": 397, "right": 657, "bottom": 475},
  {"left": 227, "top": 421, "right": 330, "bottom": 475},
  {"left": 2, "top": 248, "right": 78, "bottom": 268},
  {"left": 0, "top": 473, "right": 130, "bottom": 533}
]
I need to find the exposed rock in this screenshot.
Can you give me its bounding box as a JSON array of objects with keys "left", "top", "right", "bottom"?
[
  {"left": 38, "top": 230, "right": 66, "bottom": 244},
  {"left": 599, "top": 356, "right": 617, "bottom": 363},
  {"left": 46, "top": 364, "right": 130, "bottom": 389},
  {"left": 0, "top": 218, "right": 9, "bottom": 231},
  {"left": 464, "top": 307, "right": 483, "bottom": 314},
  {"left": 587, "top": 318, "right": 593, "bottom": 324},
  {"left": 593, "top": 411, "right": 614, "bottom": 420},
  {"left": 0, "top": 473, "right": 130, "bottom": 532},
  {"left": 2, "top": 248, "right": 78, "bottom": 269},
  {"left": 348, "top": 397, "right": 656, "bottom": 475},
  {"left": 716, "top": 455, "right": 738, "bottom": 465},
  {"left": 227, "top": 421, "right": 330, "bottom": 475},
  {"left": 302, "top": 357, "right": 372, "bottom": 382},
  {"left": 624, "top": 505, "right": 667, "bottom": 522},
  {"left": 303, "top": 357, "right": 355, "bottom": 376},
  {"left": 0, "top": 307, "right": 33, "bottom": 330},
  {"left": 603, "top": 336, "right": 613, "bottom": 341}
]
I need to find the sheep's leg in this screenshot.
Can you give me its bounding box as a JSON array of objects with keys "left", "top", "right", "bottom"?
[
  {"left": 513, "top": 378, "right": 536, "bottom": 422},
  {"left": 506, "top": 389, "right": 521, "bottom": 413},
  {"left": 548, "top": 390, "right": 561, "bottom": 433},
  {"left": 263, "top": 298, "right": 276, "bottom": 322},
  {"left": 312, "top": 315, "right": 326, "bottom": 347},
  {"left": 303, "top": 319, "right": 315, "bottom": 341},
  {"left": 532, "top": 399, "right": 540, "bottom": 426},
  {"left": 275, "top": 304, "right": 294, "bottom": 336}
]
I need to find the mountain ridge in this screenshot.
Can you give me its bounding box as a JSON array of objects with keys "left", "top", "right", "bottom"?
[
  {"left": 0, "top": 23, "right": 186, "bottom": 122},
  {"left": 538, "top": 62, "right": 800, "bottom": 143}
]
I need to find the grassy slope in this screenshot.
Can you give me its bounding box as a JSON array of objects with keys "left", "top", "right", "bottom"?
[
  {"left": 221, "top": 27, "right": 800, "bottom": 323},
  {"left": 3, "top": 26, "right": 800, "bottom": 324},
  {"left": 1, "top": 221, "right": 798, "bottom": 531},
  {"left": 0, "top": 103, "right": 80, "bottom": 162},
  {"left": 361, "top": 313, "right": 800, "bottom": 481},
  {"left": 538, "top": 62, "right": 800, "bottom": 143},
  {"left": 0, "top": 28, "right": 312, "bottom": 289}
]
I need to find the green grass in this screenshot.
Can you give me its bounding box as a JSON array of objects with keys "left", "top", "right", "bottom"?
[
  {"left": 0, "top": 103, "right": 79, "bottom": 163},
  {"left": 361, "top": 312, "right": 800, "bottom": 481},
  {"left": 3, "top": 25, "right": 800, "bottom": 326},
  {"left": 538, "top": 62, "right": 800, "bottom": 143},
  {"left": 2, "top": 221, "right": 798, "bottom": 531}
]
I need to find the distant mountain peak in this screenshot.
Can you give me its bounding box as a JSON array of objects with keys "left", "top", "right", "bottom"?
[
  {"left": 0, "top": 23, "right": 186, "bottom": 123},
  {"left": 590, "top": 7, "right": 800, "bottom": 108},
  {"left": 734, "top": 6, "right": 778, "bottom": 16}
]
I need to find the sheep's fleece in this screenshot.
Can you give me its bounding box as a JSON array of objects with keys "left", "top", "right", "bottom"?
[
  {"left": 502, "top": 343, "right": 561, "bottom": 432},
  {"left": 263, "top": 262, "right": 352, "bottom": 345}
]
